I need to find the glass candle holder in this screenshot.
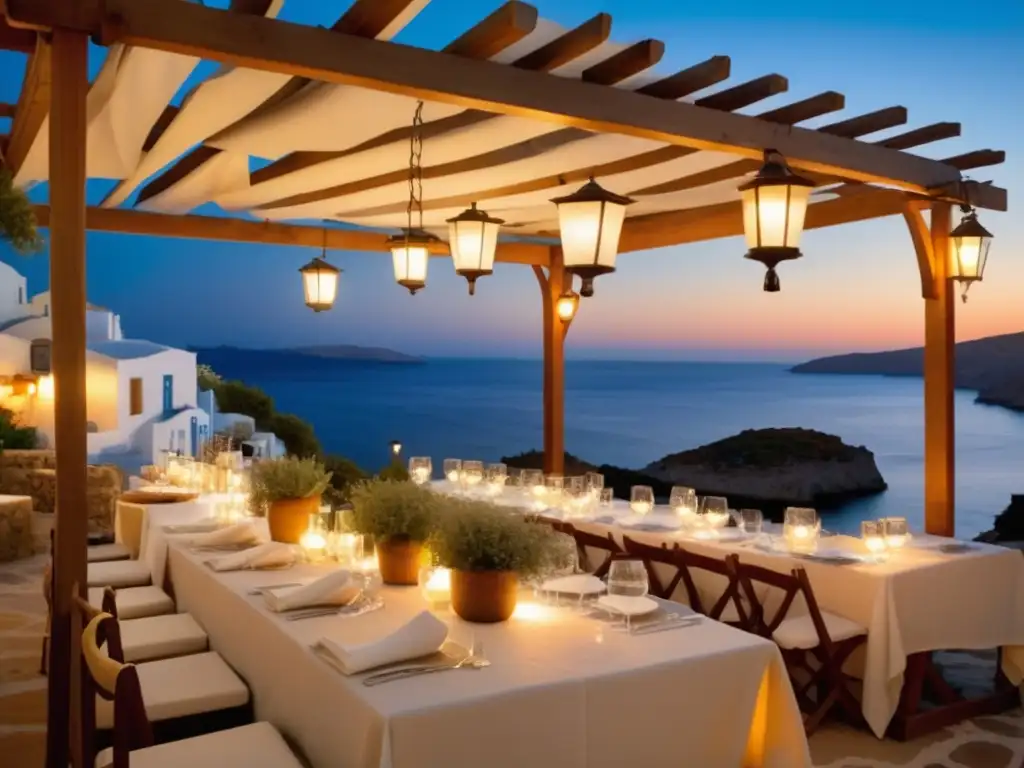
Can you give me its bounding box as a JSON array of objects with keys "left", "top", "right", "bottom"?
[
  {"left": 630, "top": 485, "right": 654, "bottom": 516},
  {"left": 523, "top": 469, "right": 546, "bottom": 510},
  {"left": 563, "top": 476, "right": 586, "bottom": 517},
  {"left": 670, "top": 486, "right": 697, "bottom": 523},
  {"left": 332, "top": 531, "right": 364, "bottom": 566},
  {"left": 544, "top": 474, "right": 564, "bottom": 509},
  {"left": 418, "top": 565, "right": 452, "bottom": 611},
  {"left": 409, "top": 456, "right": 433, "bottom": 486},
  {"left": 462, "top": 460, "right": 485, "bottom": 490},
  {"left": 783, "top": 507, "right": 820, "bottom": 554},
  {"left": 882, "top": 517, "right": 909, "bottom": 550},
  {"left": 585, "top": 472, "right": 605, "bottom": 500},
  {"left": 598, "top": 488, "right": 614, "bottom": 509},
  {"left": 862, "top": 520, "right": 888, "bottom": 561},
  {"left": 443, "top": 458, "right": 462, "bottom": 485},
  {"left": 699, "top": 496, "right": 730, "bottom": 529},
  {"left": 486, "top": 462, "right": 508, "bottom": 497},
  {"left": 299, "top": 514, "right": 329, "bottom": 563}
]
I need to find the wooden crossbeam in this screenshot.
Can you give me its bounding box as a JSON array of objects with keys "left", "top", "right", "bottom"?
[
  {"left": 582, "top": 39, "right": 664, "bottom": 85},
  {"left": 636, "top": 55, "right": 731, "bottom": 99},
  {"left": 757, "top": 91, "right": 845, "bottom": 125},
  {"left": 5, "top": 35, "right": 51, "bottom": 175},
  {"left": 0, "top": 17, "right": 36, "bottom": 53},
  {"left": 0, "top": 102, "right": 15, "bottom": 119},
  {"left": 30, "top": 204, "right": 550, "bottom": 264},
  {"left": 136, "top": 145, "right": 220, "bottom": 204},
  {"left": 694, "top": 74, "right": 788, "bottom": 112},
  {"left": 141, "top": 104, "right": 180, "bottom": 152},
  {"left": 875, "top": 122, "right": 961, "bottom": 150},
  {"left": 819, "top": 107, "right": 908, "bottom": 138},
  {"left": 939, "top": 149, "right": 1005, "bottom": 171},
  {"left": 513, "top": 13, "right": 610, "bottom": 71},
  {"left": 136, "top": 1, "right": 539, "bottom": 208},
  {"left": 331, "top": 0, "right": 428, "bottom": 38}
]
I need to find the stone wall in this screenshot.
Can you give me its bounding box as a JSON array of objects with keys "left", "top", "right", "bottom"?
[
  {"left": 0, "top": 496, "right": 33, "bottom": 562},
  {"left": 0, "top": 450, "right": 125, "bottom": 535}
]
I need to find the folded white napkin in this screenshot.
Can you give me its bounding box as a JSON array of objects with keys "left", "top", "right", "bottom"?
[
  {"left": 263, "top": 569, "right": 360, "bottom": 612},
  {"left": 189, "top": 521, "right": 263, "bottom": 547},
  {"left": 314, "top": 611, "right": 449, "bottom": 675},
  {"left": 208, "top": 542, "right": 295, "bottom": 572}
]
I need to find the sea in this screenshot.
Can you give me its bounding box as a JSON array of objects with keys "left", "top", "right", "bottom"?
[{"left": 197, "top": 355, "right": 1024, "bottom": 540}]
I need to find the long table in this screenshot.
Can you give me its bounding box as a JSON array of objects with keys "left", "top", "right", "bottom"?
[{"left": 166, "top": 538, "right": 812, "bottom": 768}]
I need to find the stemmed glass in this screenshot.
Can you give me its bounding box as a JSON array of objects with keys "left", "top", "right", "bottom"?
[
  {"left": 669, "top": 486, "right": 697, "bottom": 525},
  {"left": 409, "top": 456, "right": 432, "bottom": 486},
  {"left": 699, "top": 496, "right": 730, "bottom": 530},
  {"left": 462, "top": 461, "right": 484, "bottom": 492},
  {"left": 630, "top": 485, "right": 654, "bottom": 516},
  {"left": 485, "top": 463, "right": 507, "bottom": 497},
  {"left": 606, "top": 559, "right": 650, "bottom": 631},
  {"left": 443, "top": 459, "right": 462, "bottom": 489}
]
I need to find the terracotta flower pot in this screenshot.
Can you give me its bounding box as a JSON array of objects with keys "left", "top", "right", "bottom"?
[
  {"left": 451, "top": 570, "right": 518, "bottom": 623},
  {"left": 377, "top": 539, "right": 423, "bottom": 585},
  {"left": 267, "top": 496, "right": 321, "bottom": 543}
]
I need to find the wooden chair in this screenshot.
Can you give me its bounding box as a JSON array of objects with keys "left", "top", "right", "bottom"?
[
  {"left": 87, "top": 557, "right": 153, "bottom": 589},
  {"left": 99, "top": 586, "right": 209, "bottom": 664},
  {"left": 730, "top": 560, "right": 867, "bottom": 734},
  {"left": 80, "top": 612, "right": 304, "bottom": 768},
  {"left": 564, "top": 525, "right": 624, "bottom": 578},
  {"left": 73, "top": 592, "right": 253, "bottom": 764}
]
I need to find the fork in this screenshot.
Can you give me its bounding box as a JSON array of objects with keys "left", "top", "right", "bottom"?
[{"left": 362, "top": 642, "right": 489, "bottom": 686}]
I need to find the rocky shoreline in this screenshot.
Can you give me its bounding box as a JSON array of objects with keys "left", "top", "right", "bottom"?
[{"left": 504, "top": 427, "right": 887, "bottom": 519}]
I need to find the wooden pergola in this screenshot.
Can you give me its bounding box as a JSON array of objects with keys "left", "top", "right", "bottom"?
[{"left": 0, "top": 1, "right": 1007, "bottom": 765}]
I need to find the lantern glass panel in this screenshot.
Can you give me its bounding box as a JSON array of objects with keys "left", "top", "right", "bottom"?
[
  {"left": 392, "top": 246, "right": 429, "bottom": 284},
  {"left": 302, "top": 266, "right": 338, "bottom": 308},
  {"left": 742, "top": 184, "right": 811, "bottom": 250},
  {"left": 449, "top": 218, "right": 498, "bottom": 273},
  {"left": 951, "top": 235, "right": 990, "bottom": 280},
  {"left": 557, "top": 200, "right": 626, "bottom": 270}
]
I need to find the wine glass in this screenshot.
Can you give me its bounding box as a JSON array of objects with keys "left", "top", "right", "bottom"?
[
  {"left": 882, "top": 517, "right": 909, "bottom": 550},
  {"left": 409, "top": 456, "right": 432, "bottom": 486},
  {"left": 462, "top": 460, "right": 484, "bottom": 491},
  {"left": 443, "top": 458, "right": 462, "bottom": 488},
  {"left": 630, "top": 485, "right": 654, "bottom": 516},
  {"left": 606, "top": 559, "right": 650, "bottom": 631},
  {"left": 699, "top": 496, "right": 730, "bottom": 529},
  {"left": 669, "top": 486, "right": 697, "bottom": 524}
]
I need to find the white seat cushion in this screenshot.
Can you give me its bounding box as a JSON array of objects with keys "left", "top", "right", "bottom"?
[
  {"left": 120, "top": 613, "right": 208, "bottom": 663},
  {"left": 88, "top": 586, "right": 174, "bottom": 620},
  {"left": 88, "top": 560, "right": 152, "bottom": 589},
  {"left": 773, "top": 611, "right": 866, "bottom": 650},
  {"left": 715, "top": 595, "right": 752, "bottom": 624},
  {"left": 94, "top": 721, "right": 302, "bottom": 768},
  {"left": 87, "top": 543, "right": 132, "bottom": 563},
  {"left": 96, "top": 651, "right": 249, "bottom": 729}
]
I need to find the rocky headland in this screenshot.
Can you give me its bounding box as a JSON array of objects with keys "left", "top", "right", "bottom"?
[
  {"left": 504, "top": 427, "right": 887, "bottom": 518},
  {"left": 791, "top": 331, "right": 1024, "bottom": 412}
]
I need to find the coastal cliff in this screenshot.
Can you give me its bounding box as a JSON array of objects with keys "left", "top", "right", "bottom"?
[{"left": 791, "top": 331, "right": 1024, "bottom": 411}]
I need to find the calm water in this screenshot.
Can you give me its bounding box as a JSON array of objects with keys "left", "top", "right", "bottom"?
[{"left": 201, "top": 357, "right": 1024, "bottom": 539}]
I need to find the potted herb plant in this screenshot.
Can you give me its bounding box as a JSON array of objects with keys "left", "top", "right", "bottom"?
[
  {"left": 249, "top": 456, "right": 332, "bottom": 543},
  {"left": 429, "top": 500, "right": 570, "bottom": 622},
  {"left": 348, "top": 479, "right": 440, "bottom": 585}
]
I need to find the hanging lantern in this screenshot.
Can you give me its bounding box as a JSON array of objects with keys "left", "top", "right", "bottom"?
[
  {"left": 552, "top": 177, "right": 633, "bottom": 298},
  {"left": 447, "top": 203, "right": 503, "bottom": 295},
  {"left": 739, "top": 149, "right": 816, "bottom": 292},
  {"left": 387, "top": 229, "right": 438, "bottom": 295},
  {"left": 556, "top": 290, "right": 580, "bottom": 323},
  {"left": 949, "top": 208, "right": 993, "bottom": 303},
  {"left": 299, "top": 256, "right": 340, "bottom": 312}
]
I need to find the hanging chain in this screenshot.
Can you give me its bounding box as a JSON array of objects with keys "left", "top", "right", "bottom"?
[{"left": 406, "top": 101, "right": 425, "bottom": 237}]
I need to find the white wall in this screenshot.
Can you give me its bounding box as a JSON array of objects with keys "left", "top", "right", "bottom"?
[
  {"left": 151, "top": 407, "right": 209, "bottom": 460},
  {"left": 5, "top": 309, "right": 122, "bottom": 343},
  {"left": 0, "top": 334, "right": 30, "bottom": 375},
  {"left": 115, "top": 348, "right": 199, "bottom": 436},
  {"left": 0, "top": 262, "right": 28, "bottom": 327},
  {"left": 3, "top": 315, "right": 50, "bottom": 341}
]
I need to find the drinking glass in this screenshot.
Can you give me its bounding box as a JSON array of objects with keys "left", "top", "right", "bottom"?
[
  {"left": 523, "top": 469, "right": 546, "bottom": 509},
  {"left": 585, "top": 472, "right": 605, "bottom": 500},
  {"left": 544, "top": 474, "right": 564, "bottom": 510},
  {"left": 630, "top": 485, "right": 654, "bottom": 516},
  {"left": 507, "top": 467, "right": 523, "bottom": 489},
  {"left": 882, "top": 517, "right": 909, "bottom": 550},
  {"left": 443, "top": 458, "right": 462, "bottom": 486},
  {"left": 409, "top": 456, "right": 432, "bottom": 486},
  {"left": 598, "top": 488, "right": 614, "bottom": 508},
  {"left": 862, "top": 520, "right": 888, "bottom": 561},
  {"left": 486, "top": 463, "right": 508, "bottom": 496},
  {"left": 669, "top": 486, "right": 697, "bottom": 523},
  {"left": 737, "top": 508, "right": 763, "bottom": 536},
  {"left": 606, "top": 559, "right": 650, "bottom": 631},
  {"left": 462, "top": 460, "right": 484, "bottom": 490},
  {"left": 699, "top": 496, "right": 730, "bottom": 529},
  {"left": 563, "top": 476, "right": 586, "bottom": 517},
  {"left": 783, "top": 507, "right": 820, "bottom": 553}
]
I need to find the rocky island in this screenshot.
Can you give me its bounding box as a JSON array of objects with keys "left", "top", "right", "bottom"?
[
  {"left": 791, "top": 331, "right": 1024, "bottom": 412},
  {"left": 504, "top": 427, "right": 886, "bottom": 518}
]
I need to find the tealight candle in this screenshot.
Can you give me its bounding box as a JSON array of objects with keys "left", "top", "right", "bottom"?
[
  {"left": 705, "top": 511, "right": 730, "bottom": 529},
  {"left": 631, "top": 500, "right": 653, "bottom": 516},
  {"left": 783, "top": 507, "right": 819, "bottom": 554},
  {"left": 420, "top": 567, "right": 452, "bottom": 610},
  {"left": 413, "top": 466, "right": 431, "bottom": 484},
  {"left": 446, "top": 470, "right": 459, "bottom": 482},
  {"left": 299, "top": 529, "right": 327, "bottom": 563}
]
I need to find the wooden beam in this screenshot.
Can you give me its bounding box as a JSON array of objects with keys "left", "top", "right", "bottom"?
[
  {"left": 4, "top": 0, "right": 963, "bottom": 193},
  {"left": 582, "top": 39, "right": 664, "bottom": 85},
  {"left": 135, "top": 145, "right": 220, "bottom": 205},
  {"left": 6, "top": 35, "right": 51, "bottom": 175},
  {"left": 923, "top": 202, "right": 955, "bottom": 536},
  {"left": 330, "top": 0, "right": 426, "bottom": 38},
  {"left": 875, "top": 122, "right": 961, "bottom": 150},
  {"left": 445, "top": 1, "right": 538, "bottom": 60},
  {"left": 0, "top": 102, "right": 16, "bottom": 119},
  {"left": 512, "top": 13, "right": 610, "bottom": 71},
  {"left": 939, "top": 149, "right": 1005, "bottom": 171},
  {"left": 45, "top": 29, "right": 88, "bottom": 768},
  {"left": 694, "top": 74, "right": 788, "bottom": 112},
  {"left": 636, "top": 55, "right": 731, "bottom": 99},
  {"left": 30, "top": 204, "right": 550, "bottom": 265},
  {"left": 819, "top": 106, "right": 908, "bottom": 138},
  {"left": 902, "top": 199, "right": 936, "bottom": 299},
  {"left": 0, "top": 16, "right": 36, "bottom": 53},
  {"left": 535, "top": 249, "right": 567, "bottom": 474},
  {"left": 757, "top": 91, "right": 845, "bottom": 125},
  {"left": 141, "top": 104, "right": 181, "bottom": 152}
]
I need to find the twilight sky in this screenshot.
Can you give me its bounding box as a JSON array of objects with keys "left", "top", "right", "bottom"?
[{"left": 0, "top": 0, "right": 1020, "bottom": 361}]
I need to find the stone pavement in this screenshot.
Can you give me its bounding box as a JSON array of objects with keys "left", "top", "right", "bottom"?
[{"left": 0, "top": 555, "right": 1021, "bottom": 767}]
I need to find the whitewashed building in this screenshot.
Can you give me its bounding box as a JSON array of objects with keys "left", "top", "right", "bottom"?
[{"left": 0, "top": 260, "right": 211, "bottom": 472}]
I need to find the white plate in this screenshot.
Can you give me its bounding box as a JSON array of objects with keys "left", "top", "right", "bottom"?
[
  {"left": 597, "top": 594, "right": 659, "bottom": 617},
  {"left": 541, "top": 574, "right": 606, "bottom": 596}
]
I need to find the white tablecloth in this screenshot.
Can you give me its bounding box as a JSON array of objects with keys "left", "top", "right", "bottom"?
[{"left": 166, "top": 540, "right": 811, "bottom": 768}]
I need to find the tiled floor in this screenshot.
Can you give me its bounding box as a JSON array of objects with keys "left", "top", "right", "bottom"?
[{"left": 1, "top": 554, "right": 1021, "bottom": 767}]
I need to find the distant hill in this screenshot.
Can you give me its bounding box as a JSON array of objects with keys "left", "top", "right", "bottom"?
[
  {"left": 791, "top": 331, "right": 1024, "bottom": 412},
  {"left": 287, "top": 345, "right": 423, "bottom": 363},
  {"left": 191, "top": 344, "right": 423, "bottom": 367}
]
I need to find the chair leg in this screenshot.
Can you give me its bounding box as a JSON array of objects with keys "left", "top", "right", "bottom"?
[{"left": 39, "top": 635, "right": 49, "bottom": 676}]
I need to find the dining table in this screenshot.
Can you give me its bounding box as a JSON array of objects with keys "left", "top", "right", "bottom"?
[
  {"left": 481, "top": 490, "right": 1024, "bottom": 738},
  {"left": 162, "top": 527, "right": 812, "bottom": 768}
]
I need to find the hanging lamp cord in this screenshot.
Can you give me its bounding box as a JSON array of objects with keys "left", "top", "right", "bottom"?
[{"left": 406, "top": 101, "right": 425, "bottom": 245}]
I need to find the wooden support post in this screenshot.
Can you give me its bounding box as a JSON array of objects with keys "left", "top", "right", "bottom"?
[
  {"left": 534, "top": 249, "right": 569, "bottom": 475},
  {"left": 923, "top": 203, "right": 955, "bottom": 536},
  {"left": 45, "top": 28, "right": 88, "bottom": 768}
]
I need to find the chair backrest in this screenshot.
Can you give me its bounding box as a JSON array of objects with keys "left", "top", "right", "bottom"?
[
  {"left": 730, "top": 561, "right": 834, "bottom": 649},
  {"left": 621, "top": 536, "right": 688, "bottom": 600},
  {"left": 74, "top": 588, "right": 126, "bottom": 662},
  {"left": 565, "top": 526, "right": 624, "bottom": 578},
  {"left": 80, "top": 613, "right": 153, "bottom": 768},
  {"left": 673, "top": 546, "right": 747, "bottom": 624}
]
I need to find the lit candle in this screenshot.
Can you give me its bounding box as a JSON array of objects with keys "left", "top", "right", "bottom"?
[
  {"left": 422, "top": 567, "right": 451, "bottom": 610},
  {"left": 864, "top": 535, "right": 887, "bottom": 556},
  {"left": 784, "top": 523, "right": 818, "bottom": 554},
  {"left": 706, "top": 511, "right": 729, "bottom": 529},
  {"left": 446, "top": 469, "right": 460, "bottom": 483},
  {"left": 300, "top": 530, "right": 327, "bottom": 563},
  {"left": 631, "top": 500, "right": 653, "bottom": 516},
  {"left": 413, "top": 466, "right": 431, "bottom": 484}
]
